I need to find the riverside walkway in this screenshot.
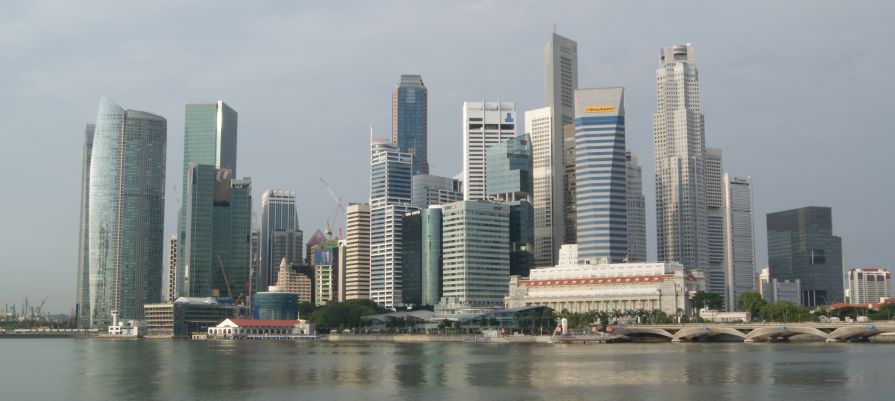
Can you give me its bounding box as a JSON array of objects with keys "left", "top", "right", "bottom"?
[{"left": 613, "top": 321, "right": 895, "bottom": 342}]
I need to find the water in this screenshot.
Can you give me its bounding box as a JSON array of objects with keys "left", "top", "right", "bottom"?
[{"left": 1, "top": 339, "right": 892, "bottom": 400}]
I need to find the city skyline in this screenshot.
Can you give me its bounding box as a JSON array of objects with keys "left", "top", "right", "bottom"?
[{"left": 2, "top": 1, "right": 893, "bottom": 312}]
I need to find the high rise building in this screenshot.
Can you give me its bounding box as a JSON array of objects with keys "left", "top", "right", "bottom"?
[
  {"left": 370, "top": 140, "right": 414, "bottom": 309},
  {"left": 176, "top": 101, "right": 251, "bottom": 300},
  {"left": 625, "top": 151, "right": 647, "bottom": 262},
  {"left": 411, "top": 174, "right": 462, "bottom": 209},
  {"left": 87, "top": 97, "right": 166, "bottom": 327},
  {"left": 526, "top": 107, "right": 563, "bottom": 267},
  {"left": 344, "top": 203, "right": 371, "bottom": 300},
  {"left": 654, "top": 44, "right": 709, "bottom": 270},
  {"left": 420, "top": 206, "right": 444, "bottom": 306},
  {"left": 166, "top": 234, "right": 178, "bottom": 302},
  {"left": 704, "top": 148, "right": 725, "bottom": 299},
  {"left": 336, "top": 240, "right": 347, "bottom": 302},
  {"left": 392, "top": 74, "right": 428, "bottom": 175},
  {"left": 574, "top": 87, "right": 627, "bottom": 263},
  {"left": 722, "top": 174, "right": 755, "bottom": 311},
  {"left": 309, "top": 239, "right": 339, "bottom": 305},
  {"left": 275, "top": 258, "right": 313, "bottom": 303},
  {"left": 562, "top": 123, "right": 577, "bottom": 246},
  {"left": 402, "top": 211, "right": 423, "bottom": 307},
  {"left": 75, "top": 124, "right": 94, "bottom": 328},
  {"left": 847, "top": 268, "right": 891, "bottom": 304},
  {"left": 462, "top": 101, "right": 516, "bottom": 201},
  {"left": 767, "top": 207, "right": 843, "bottom": 307},
  {"left": 486, "top": 135, "right": 534, "bottom": 277},
  {"left": 259, "top": 190, "right": 302, "bottom": 292},
  {"left": 438, "top": 201, "right": 510, "bottom": 312}
]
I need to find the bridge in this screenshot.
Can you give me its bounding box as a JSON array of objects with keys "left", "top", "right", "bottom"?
[{"left": 612, "top": 322, "right": 895, "bottom": 343}]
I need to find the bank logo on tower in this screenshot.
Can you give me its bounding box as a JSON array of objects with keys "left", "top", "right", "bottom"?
[{"left": 505, "top": 113, "right": 514, "bottom": 123}]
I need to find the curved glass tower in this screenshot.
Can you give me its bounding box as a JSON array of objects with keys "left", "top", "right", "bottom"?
[{"left": 87, "top": 97, "right": 166, "bottom": 328}]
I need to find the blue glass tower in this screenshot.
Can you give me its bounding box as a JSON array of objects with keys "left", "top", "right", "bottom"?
[
  {"left": 392, "top": 75, "right": 428, "bottom": 175},
  {"left": 574, "top": 88, "right": 627, "bottom": 263}
]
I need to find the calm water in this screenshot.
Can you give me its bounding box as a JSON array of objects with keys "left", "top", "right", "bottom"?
[{"left": 1, "top": 339, "right": 892, "bottom": 400}]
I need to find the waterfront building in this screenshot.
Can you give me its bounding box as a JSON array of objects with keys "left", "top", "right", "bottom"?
[
  {"left": 562, "top": 123, "right": 576, "bottom": 246},
  {"left": 207, "top": 318, "right": 315, "bottom": 340},
  {"left": 275, "top": 258, "right": 313, "bottom": 303},
  {"left": 767, "top": 206, "right": 843, "bottom": 307},
  {"left": 437, "top": 201, "right": 510, "bottom": 313},
  {"left": 336, "top": 240, "right": 347, "bottom": 302},
  {"left": 411, "top": 174, "right": 462, "bottom": 209},
  {"left": 704, "top": 148, "right": 725, "bottom": 302},
  {"left": 654, "top": 44, "right": 709, "bottom": 271},
  {"left": 402, "top": 211, "right": 423, "bottom": 307},
  {"left": 848, "top": 268, "right": 891, "bottom": 304},
  {"left": 308, "top": 238, "right": 339, "bottom": 305},
  {"left": 722, "top": 174, "right": 755, "bottom": 311},
  {"left": 486, "top": 135, "right": 535, "bottom": 276},
  {"left": 144, "top": 297, "right": 242, "bottom": 338},
  {"left": 625, "top": 151, "right": 647, "bottom": 262},
  {"left": 253, "top": 290, "right": 298, "bottom": 320},
  {"left": 574, "top": 87, "right": 627, "bottom": 263},
  {"left": 462, "top": 101, "right": 516, "bottom": 201},
  {"left": 177, "top": 101, "right": 250, "bottom": 300},
  {"left": 370, "top": 140, "right": 414, "bottom": 309},
  {"left": 344, "top": 203, "right": 371, "bottom": 300},
  {"left": 505, "top": 245, "right": 704, "bottom": 316},
  {"left": 75, "top": 124, "right": 94, "bottom": 328},
  {"left": 166, "top": 234, "right": 178, "bottom": 302},
  {"left": 420, "top": 206, "right": 444, "bottom": 306},
  {"left": 87, "top": 97, "right": 166, "bottom": 327},
  {"left": 259, "top": 189, "right": 302, "bottom": 292},
  {"left": 392, "top": 74, "right": 428, "bottom": 175}
]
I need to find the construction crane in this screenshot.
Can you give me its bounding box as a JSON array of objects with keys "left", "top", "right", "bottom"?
[
  {"left": 216, "top": 255, "right": 234, "bottom": 301},
  {"left": 37, "top": 295, "right": 48, "bottom": 318},
  {"left": 319, "top": 177, "right": 346, "bottom": 240}
]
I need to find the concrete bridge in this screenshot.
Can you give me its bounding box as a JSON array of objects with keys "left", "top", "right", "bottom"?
[{"left": 612, "top": 322, "right": 895, "bottom": 343}]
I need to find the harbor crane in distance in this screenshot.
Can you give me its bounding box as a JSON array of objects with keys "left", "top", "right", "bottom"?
[{"left": 319, "top": 177, "right": 346, "bottom": 240}]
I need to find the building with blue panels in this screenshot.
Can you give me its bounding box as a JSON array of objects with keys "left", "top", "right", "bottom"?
[
  {"left": 252, "top": 291, "right": 299, "bottom": 320},
  {"left": 392, "top": 74, "right": 428, "bottom": 175},
  {"left": 574, "top": 88, "right": 627, "bottom": 264}
]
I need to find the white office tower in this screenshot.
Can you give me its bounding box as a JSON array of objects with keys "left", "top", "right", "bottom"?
[
  {"left": 462, "top": 101, "right": 516, "bottom": 201},
  {"left": 369, "top": 140, "right": 414, "bottom": 309},
  {"left": 705, "top": 148, "right": 725, "bottom": 300},
  {"left": 526, "top": 107, "right": 562, "bottom": 267},
  {"left": 722, "top": 174, "right": 755, "bottom": 311},
  {"left": 653, "top": 43, "right": 709, "bottom": 270},
  {"left": 848, "top": 268, "right": 892, "bottom": 304},
  {"left": 625, "top": 152, "right": 647, "bottom": 262}
]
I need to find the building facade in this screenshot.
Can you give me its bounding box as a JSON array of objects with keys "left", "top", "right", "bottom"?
[
  {"left": 87, "top": 97, "right": 166, "bottom": 328},
  {"left": 525, "top": 107, "right": 563, "bottom": 268},
  {"left": 722, "top": 174, "right": 755, "bottom": 311},
  {"left": 344, "top": 203, "right": 371, "bottom": 300},
  {"left": 166, "top": 234, "right": 178, "bottom": 302},
  {"left": 462, "top": 101, "right": 516, "bottom": 201},
  {"left": 562, "top": 123, "right": 577, "bottom": 246},
  {"left": 275, "top": 258, "right": 313, "bottom": 303},
  {"left": 420, "top": 206, "right": 444, "bottom": 306},
  {"left": 704, "top": 148, "right": 725, "bottom": 301},
  {"left": 75, "top": 124, "right": 95, "bottom": 328},
  {"left": 402, "top": 211, "right": 423, "bottom": 306},
  {"left": 438, "top": 201, "right": 510, "bottom": 311},
  {"left": 546, "top": 33, "right": 578, "bottom": 260},
  {"left": 767, "top": 206, "right": 843, "bottom": 307},
  {"left": 505, "top": 245, "right": 703, "bottom": 316},
  {"left": 654, "top": 44, "right": 709, "bottom": 271},
  {"left": 625, "top": 151, "right": 647, "bottom": 262},
  {"left": 848, "top": 268, "right": 891, "bottom": 304},
  {"left": 259, "top": 189, "right": 302, "bottom": 292},
  {"left": 392, "top": 74, "right": 428, "bottom": 175},
  {"left": 486, "top": 135, "right": 534, "bottom": 277},
  {"left": 144, "top": 297, "right": 241, "bottom": 338},
  {"left": 411, "top": 174, "right": 462, "bottom": 209},
  {"left": 574, "top": 87, "right": 627, "bottom": 263},
  {"left": 370, "top": 140, "right": 414, "bottom": 309}
]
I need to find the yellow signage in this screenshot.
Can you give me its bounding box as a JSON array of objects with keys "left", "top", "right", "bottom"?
[{"left": 585, "top": 105, "right": 615, "bottom": 113}]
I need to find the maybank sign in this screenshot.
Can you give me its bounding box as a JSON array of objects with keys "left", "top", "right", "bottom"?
[{"left": 585, "top": 105, "right": 615, "bottom": 113}]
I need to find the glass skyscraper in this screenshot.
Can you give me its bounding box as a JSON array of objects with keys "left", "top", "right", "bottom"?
[
  {"left": 259, "top": 189, "right": 302, "bottom": 292},
  {"left": 574, "top": 87, "right": 627, "bottom": 263},
  {"left": 75, "top": 124, "right": 94, "bottom": 328},
  {"left": 87, "top": 97, "right": 166, "bottom": 328},
  {"left": 486, "top": 135, "right": 534, "bottom": 276},
  {"left": 177, "top": 101, "right": 251, "bottom": 300},
  {"left": 392, "top": 74, "right": 428, "bottom": 175}
]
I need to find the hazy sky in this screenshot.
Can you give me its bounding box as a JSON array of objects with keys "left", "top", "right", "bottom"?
[{"left": 2, "top": 0, "right": 893, "bottom": 313}]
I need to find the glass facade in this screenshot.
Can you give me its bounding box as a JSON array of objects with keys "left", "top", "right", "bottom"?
[
  {"left": 252, "top": 292, "right": 298, "bottom": 320},
  {"left": 486, "top": 135, "right": 532, "bottom": 199},
  {"left": 420, "top": 207, "right": 444, "bottom": 306},
  {"left": 76, "top": 124, "right": 94, "bottom": 328},
  {"left": 87, "top": 97, "right": 166, "bottom": 327},
  {"left": 260, "top": 190, "right": 301, "bottom": 292},
  {"left": 574, "top": 88, "right": 627, "bottom": 263},
  {"left": 402, "top": 212, "right": 423, "bottom": 306},
  {"left": 392, "top": 75, "right": 428, "bottom": 175}
]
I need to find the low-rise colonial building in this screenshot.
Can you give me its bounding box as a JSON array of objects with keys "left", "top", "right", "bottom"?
[
  {"left": 505, "top": 245, "right": 704, "bottom": 316},
  {"left": 206, "top": 318, "right": 316, "bottom": 340}
]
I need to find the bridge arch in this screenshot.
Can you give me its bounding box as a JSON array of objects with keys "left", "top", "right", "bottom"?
[
  {"left": 613, "top": 327, "right": 675, "bottom": 340},
  {"left": 744, "top": 325, "right": 829, "bottom": 342},
  {"left": 672, "top": 326, "right": 747, "bottom": 342},
  {"left": 827, "top": 324, "right": 895, "bottom": 342}
]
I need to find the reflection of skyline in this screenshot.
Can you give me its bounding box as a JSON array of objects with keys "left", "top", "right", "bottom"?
[{"left": 47, "top": 340, "right": 893, "bottom": 400}]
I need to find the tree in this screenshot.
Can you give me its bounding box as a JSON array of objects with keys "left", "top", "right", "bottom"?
[
  {"left": 691, "top": 291, "right": 724, "bottom": 312},
  {"left": 736, "top": 292, "right": 767, "bottom": 317},
  {"left": 760, "top": 301, "right": 812, "bottom": 322},
  {"left": 871, "top": 303, "right": 895, "bottom": 320}
]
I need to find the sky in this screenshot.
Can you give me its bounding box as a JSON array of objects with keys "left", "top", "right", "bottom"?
[{"left": 1, "top": 0, "right": 893, "bottom": 313}]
